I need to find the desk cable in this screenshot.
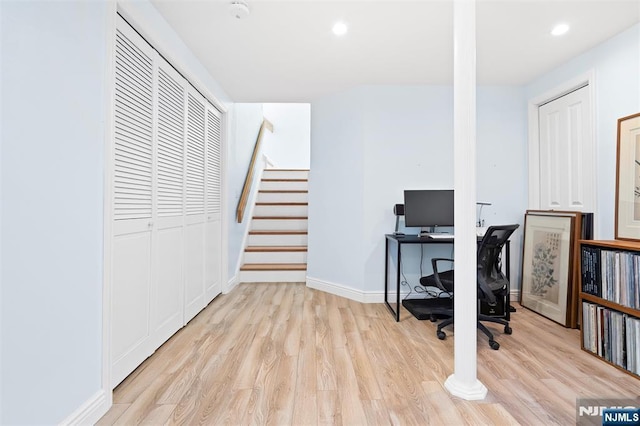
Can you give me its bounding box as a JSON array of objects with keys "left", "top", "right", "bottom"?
[{"left": 412, "top": 245, "right": 441, "bottom": 298}]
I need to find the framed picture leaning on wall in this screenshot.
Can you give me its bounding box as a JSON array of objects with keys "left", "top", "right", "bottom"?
[
  {"left": 520, "top": 211, "right": 581, "bottom": 327},
  {"left": 615, "top": 112, "right": 640, "bottom": 241}
]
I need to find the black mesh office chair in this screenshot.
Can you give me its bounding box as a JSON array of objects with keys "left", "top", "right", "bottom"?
[{"left": 419, "top": 224, "right": 519, "bottom": 350}]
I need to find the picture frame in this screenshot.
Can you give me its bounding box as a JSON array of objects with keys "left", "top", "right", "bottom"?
[
  {"left": 520, "top": 211, "right": 579, "bottom": 327},
  {"left": 615, "top": 112, "right": 640, "bottom": 241}
]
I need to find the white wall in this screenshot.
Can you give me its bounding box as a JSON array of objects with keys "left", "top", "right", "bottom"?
[
  {"left": 263, "top": 103, "right": 311, "bottom": 168},
  {"left": 360, "top": 86, "right": 455, "bottom": 295},
  {"left": 1, "top": 1, "right": 108, "bottom": 423},
  {"left": 227, "top": 104, "right": 264, "bottom": 279},
  {"left": 309, "top": 85, "right": 528, "bottom": 297},
  {"left": 525, "top": 23, "right": 640, "bottom": 239},
  {"left": 308, "top": 88, "right": 366, "bottom": 290},
  {"left": 477, "top": 86, "right": 528, "bottom": 290}
]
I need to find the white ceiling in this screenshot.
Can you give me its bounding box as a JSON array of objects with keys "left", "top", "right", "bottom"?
[{"left": 150, "top": 0, "right": 640, "bottom": 102}]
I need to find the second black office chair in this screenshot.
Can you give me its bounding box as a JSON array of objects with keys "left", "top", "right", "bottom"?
[{"left": 420, "top": 224, "right": 519, "bottom": 350}]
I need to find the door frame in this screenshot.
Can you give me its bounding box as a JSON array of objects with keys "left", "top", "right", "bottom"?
[{"left": 527, "top": 70, "right": 597, "bottom": 225}]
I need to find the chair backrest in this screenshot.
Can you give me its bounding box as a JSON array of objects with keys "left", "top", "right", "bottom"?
[{"left": 477, "top": 224, "right": 519, "bottom": 304}]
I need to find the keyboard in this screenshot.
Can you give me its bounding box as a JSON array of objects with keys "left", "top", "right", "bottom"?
[{"left": 425, "top": 233, "right": 453, "bottom": 239}]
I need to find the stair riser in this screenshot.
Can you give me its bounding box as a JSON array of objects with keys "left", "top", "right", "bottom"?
[
  {"left": 243, "top": 251, "right": 307, "bottom": 264},
  {"left": 260, "top": 181, "right": 308, "bottom": 191},
  {"left": 239, "top": 269, "right": 307, "bottom": 283},
  {"left": 251, "top": 219, "right": 308, "bottom": 231},
  {"left": 254, "top": 205, "right": 308, "bottom": 217},
  {"left": 263, "top": 170, "right": 309, "bottom": 180},
  {"left": 257, "top": 192, "right": 308, "bottom": 203},
  {"left": 248, "top": 234, "right": 308, "bottom": 246}
]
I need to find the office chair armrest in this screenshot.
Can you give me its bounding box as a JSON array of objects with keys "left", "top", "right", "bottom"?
[{"left": 431, "top": 258, "right": 454, "bottom": 292}]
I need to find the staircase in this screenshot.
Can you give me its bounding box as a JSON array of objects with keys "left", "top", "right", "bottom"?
[{"left": 239, "top": 169, "right": 308, "bottom": 282}]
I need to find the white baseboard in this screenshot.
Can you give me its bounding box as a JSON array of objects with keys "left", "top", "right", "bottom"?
[
  {"left": 225, "top": 275, "right": 239, "bottom": 294},
  {"left": 59, "top": 389, "right": 109, "bottom": 426},
  {"left": 305, "top": 277, "right": 384, "bottom": 303},
  {"left": 304, "top": 277, "right": 522, "bottom": 307}
]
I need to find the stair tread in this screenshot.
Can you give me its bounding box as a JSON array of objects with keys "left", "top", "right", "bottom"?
[
  {"left": 252, "top": 216, "right": 308, "bottom": 220},
  {"left": 245, "top": 245, "right": 307, "bottom": 252},
  {"left": 249, "top": 230, "right": 307, "bottom": 235},
  {"left": 256, "top": 202, "right": 308, "bottom": 206},
  {"left": 264, "top": 169, "right": 310, "bottom": 171},
  {"left": 261, "top": 178, "right": 308, "bottom": 182},
  {"left": 241, "top": 263, "right": 307, "bottom": 271},
  {"left": 259, "top": 190, "right": 308, "bottom": 193}
]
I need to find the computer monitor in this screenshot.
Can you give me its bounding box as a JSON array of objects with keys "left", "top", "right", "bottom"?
[{"left": 403, "top": 190, "right": 454, "bottom": 229}]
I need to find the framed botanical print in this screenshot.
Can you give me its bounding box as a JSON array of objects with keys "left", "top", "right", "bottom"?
[
  {"left": 520, "top": 211, "right": 579, "bottom": 326},
  {"left": 615, "top": 112, "right": 640, "bottom": 241}
]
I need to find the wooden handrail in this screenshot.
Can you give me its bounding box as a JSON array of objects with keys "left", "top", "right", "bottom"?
[{"left": 236, "top": 119, "right": 274, "bottom": 223}]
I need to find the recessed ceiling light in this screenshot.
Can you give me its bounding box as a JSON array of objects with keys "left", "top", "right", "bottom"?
[
  {"left": 332, "top": 22, "right": 348, "bottom": 36},
  {"left": 229, "top": 1, "right": 250, "bottom": 20},
  {"left": 551, "top": 23, "right": 569, "bottom": 36}
]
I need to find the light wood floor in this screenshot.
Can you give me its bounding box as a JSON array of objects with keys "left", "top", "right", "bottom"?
[{"left": 98, "top": 282, "right": 639, "bottom": 425}]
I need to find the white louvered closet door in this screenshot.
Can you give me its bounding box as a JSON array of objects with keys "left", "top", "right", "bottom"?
[
  {"left": 184, "top": 88, "right": 207, "bottom": 322},
  {"left": 151, "top": 57, "right": 186, "bottom": 349},
  {"left": 112, "top": 17, "right": 155, "bottom": 386},
  {"left": 111, "top": 15, "right": 225, "bottom": 388},
  {"left": 205, "top": 105, "right": 223, "bottom": 301}
]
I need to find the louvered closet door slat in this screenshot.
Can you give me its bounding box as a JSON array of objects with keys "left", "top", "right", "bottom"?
[
  {"left": 186, "top": 93, "right": 205, "bottom": 216},
  {"left": 157, "top": 65, "right": 185, "bottom": 218},
  {"left": 206, "top": 108, "right": 222, "bottom": 215},
  {"left": 114, "top": 28, "right": 153, "bottom": 221}
]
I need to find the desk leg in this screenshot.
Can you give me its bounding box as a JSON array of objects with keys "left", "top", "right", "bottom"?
[
  {"left": 384, "top": 238, "right": 390, "bottom": 315},
  {"left": 383, "top": 238, "right": 401, "bottom": 322},
  {"left": 396, "top": 241, "right": 402, "bottom": 321},
  {"left": 506, "top": 243, "right": 511, "bottom": 322}
]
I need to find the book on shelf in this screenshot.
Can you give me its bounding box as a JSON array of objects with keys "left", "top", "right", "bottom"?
[
  {"left": 581, "top": 245, "right": 640, "bottom": 309},
  {"left": 582, "top": 301, "right": 639, "bottom": 374},
  {"left": 581, "top": 245, "right": 601, "bottom": 297}
]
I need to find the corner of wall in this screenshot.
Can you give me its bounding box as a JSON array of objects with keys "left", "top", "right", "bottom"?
[{"left": 306, "top": 277, "right": 384, "bottom": 303}]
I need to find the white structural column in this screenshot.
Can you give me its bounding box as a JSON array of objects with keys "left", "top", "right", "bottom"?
[{"left": 445, "top": 0, "right": 487, "bottom": 400}]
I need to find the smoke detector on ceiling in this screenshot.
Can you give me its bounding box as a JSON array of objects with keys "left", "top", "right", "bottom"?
[{"left": 229, "top": 1, "right": 250, "bottom": 19}]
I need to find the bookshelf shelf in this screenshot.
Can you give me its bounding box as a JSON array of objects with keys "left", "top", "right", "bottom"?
[
  {"left": 580, "top": 292, "right": 639, "bottom": 317},
  {"left": 579, "top": 240, "right": 640, "bottom": 378},
  {"left": 580, "top": 240, "right": 640, "bottom": 379}
]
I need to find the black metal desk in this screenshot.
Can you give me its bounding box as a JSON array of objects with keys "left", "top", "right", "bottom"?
[{"left": 384, "top": 234, "right": 511, "bottom": 322}]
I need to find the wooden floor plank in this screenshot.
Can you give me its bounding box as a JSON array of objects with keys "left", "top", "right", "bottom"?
[{"left": 99, "top": 284, "right": 640, "bottom": 426}]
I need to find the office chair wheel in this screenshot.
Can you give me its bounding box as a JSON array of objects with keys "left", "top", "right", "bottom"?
[
  {"left": 437, "top": 331, "right": 446, "bottom": 340},
  {"left": 504, "top": 325, "right": 512, "bottom": 335},
  {"left": 489, "top": 340, "right": 500, "bottom": 350},
  {"left": 430, "top": 315, "right": 438, "bottom": 322}
]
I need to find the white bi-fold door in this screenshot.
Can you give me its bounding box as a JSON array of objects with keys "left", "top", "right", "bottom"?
[
  {"left": 182, "top": 90, "right": 223, "bottom": 322},
  {"left": 111, "top": 15, "right": 222, "bottom": 387},
  {"left": 538, "top": 85, "right": 594, "bottom": 212}
]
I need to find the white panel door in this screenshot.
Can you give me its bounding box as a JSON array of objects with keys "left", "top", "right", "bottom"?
[
  {"left": 184, "top": 88, "right": 207, "bottom": 322},
  {"left": 151, "top": 57, "right": 186, "bottom": 347},
  {"left": 111, "top": 235, "right": 152, "bottom": 385},
  {"left": 538, "top": 85, "right": 594, "bottom": 212},
  {"left": 111, "top": 18, "right": 155, "bottom": 386},
  {"left": 205, "top": 105, "right": 222, "bottom": 302}
]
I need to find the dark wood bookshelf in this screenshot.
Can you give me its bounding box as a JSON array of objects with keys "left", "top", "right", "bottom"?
[{"left": 579, "top": 240, "right": 640, "bottom": 380}]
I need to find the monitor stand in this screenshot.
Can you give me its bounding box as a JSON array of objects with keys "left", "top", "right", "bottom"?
[{"left": 420, "top": 226, "right": 435, "bottom": 236}]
